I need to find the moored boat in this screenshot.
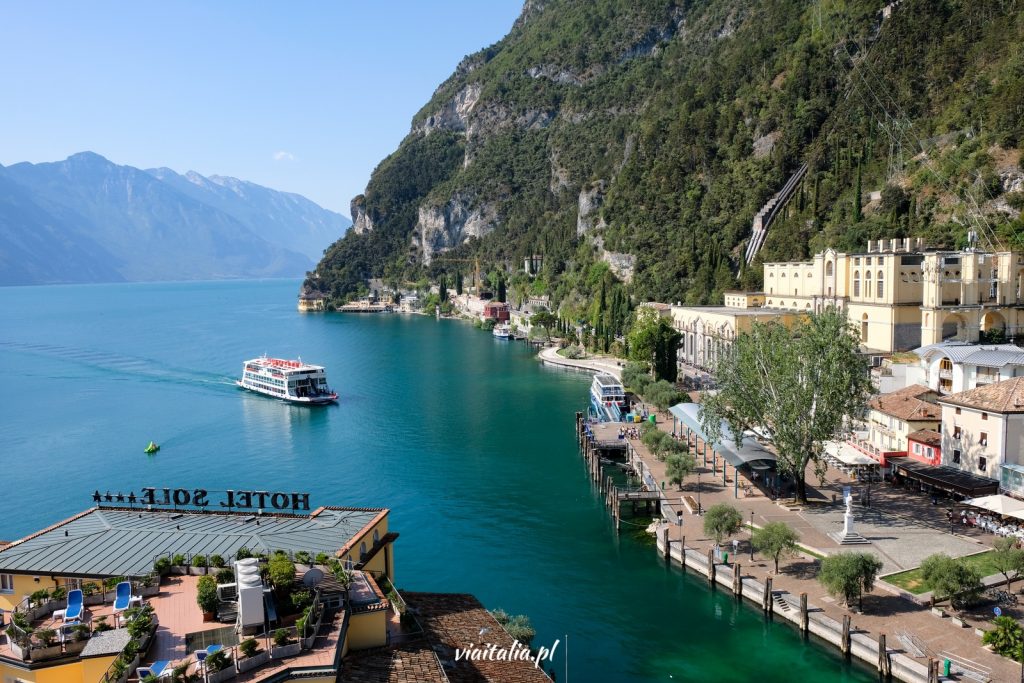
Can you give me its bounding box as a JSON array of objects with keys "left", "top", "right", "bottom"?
[
  {"left": 236, "top": 355, "right": 337, "bottom": 405},
  {"left": 589, "top": 373, "right": 627, "bottom": 422},
  {"left": 492, "top": 323, "right": 511, "bottom": 339}
]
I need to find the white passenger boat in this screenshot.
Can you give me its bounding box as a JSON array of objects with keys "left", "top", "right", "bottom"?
[
  {"left": 492, "top": 323, "right": 512, "bottom": 339},
  {"left": 589, "top": 373, "right": 626, "bottom": 422},
  {"left": 236, "top": 356, "right": 337, "bottom": 405}
]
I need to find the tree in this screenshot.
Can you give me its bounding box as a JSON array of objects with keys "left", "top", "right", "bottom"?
[
  {"left": 455, "top": 271, "right": 464, "bottom": 295},
  {"left": 621, "top": 361, "right": 652, "bottom": 393},
  {"left": 853, "top": 158, "right": 862, "bottom": 222},
  {"left": 991, "top": 536, "right": 1024, "bottom": 588},
  {"left": 627, "top": 307, "right": 681, "bottom": 382},
  {"left": 703, "top": 503, "right": 744, "bottom": 545},
  {"left": 700, "top": 308, "right": 874, "bottom": 503},
  {"left": 497, "top": 275, "right": 507, "bottom": 303},
  {"left": 438, "top": 276, "right": 447, "bottom": 304},
  {"left": 665, "top": 451, "right": 696, "bottom": 490},
  {"left": 640, "top": 423, "right": 672, "bottom": 461},
  {"left": 532, "top": 310, "right": 557, "bottom": 330},
  {"left": 920, "top": 553, "right": 983, "bottom": 610},
  {"left": 644, "top": 379, "right": 684, "bottom": 411},
  {"left": 818, "top": 552, "right": 884, "bottom": 611},
  {"left": 752, "top": 522, "right": 800, "bottom": 573}
]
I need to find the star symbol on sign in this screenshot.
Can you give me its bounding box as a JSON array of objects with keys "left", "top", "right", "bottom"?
[
  {"left": 104, "top": 492, "right": 113, "bottom": 502},
  {"left": 116, "top": 492, "right": 125, "bottom": 503},
  {"left": 92, "top": 491, "right": 102, "bottom": 503},
  {"left": 128, "top": 493, "right": 137, "bottom": 504}
]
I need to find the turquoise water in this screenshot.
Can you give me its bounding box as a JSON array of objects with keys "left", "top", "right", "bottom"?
[{"left": 0, "top": 280, "right": 872, "bottom": 682}]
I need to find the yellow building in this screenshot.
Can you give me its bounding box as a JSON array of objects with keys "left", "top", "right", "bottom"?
[{"left": 671, "top": 298, "right": 797, "bottom": 370}]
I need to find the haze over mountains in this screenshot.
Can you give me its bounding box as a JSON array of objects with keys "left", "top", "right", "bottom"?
[{"left": 0, "top": 152, "right": 350, "bottom": 286}]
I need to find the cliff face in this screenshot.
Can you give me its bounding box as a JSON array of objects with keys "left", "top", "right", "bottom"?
[{"left": 311, "top": 0, "right": 1024, "bottom": 306}]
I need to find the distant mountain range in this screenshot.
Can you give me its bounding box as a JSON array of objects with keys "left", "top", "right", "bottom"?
[{"left": 0, "top": 152, "right": 350, "bottom": 285}]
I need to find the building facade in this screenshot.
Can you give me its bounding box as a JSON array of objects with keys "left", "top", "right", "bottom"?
[
  {"left": 858, "top": 384, "right": 941, "bottom": 465},
  {"left": 909, "top": 342, "right": 1024, "bottom": 395}
]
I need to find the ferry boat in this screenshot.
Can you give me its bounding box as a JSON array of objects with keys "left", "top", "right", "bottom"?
[
  {"left": 492, "top": 323, "right": 512, "bottom": 339},
  {"left": 589, "top": 373, "right": 627, "bottom": 422},
  {"left": 236, "top": 356, "right": 338, "bottom": 405}
]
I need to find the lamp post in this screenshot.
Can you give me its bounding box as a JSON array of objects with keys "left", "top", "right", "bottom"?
[
  {"left": 949, "top": 507, "right": 955, "bottom": 535},
  {"left": 750, "top": 510, "right": 755, "bottom": 561}
]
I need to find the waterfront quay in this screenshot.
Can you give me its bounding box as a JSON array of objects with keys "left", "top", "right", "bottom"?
[{"left": 576, "top": 413, "right": 1019, "bottom": 683}]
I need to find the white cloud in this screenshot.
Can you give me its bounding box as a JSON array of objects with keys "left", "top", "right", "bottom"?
[{"left": 272, "top": 150, "right": 296, "bottom": 162}]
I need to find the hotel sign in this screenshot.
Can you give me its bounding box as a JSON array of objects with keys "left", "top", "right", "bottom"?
[{"left": 92, "top": 487, "right": 312, "bottom": 512}]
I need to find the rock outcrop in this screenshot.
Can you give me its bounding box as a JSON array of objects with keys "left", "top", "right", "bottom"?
[
  {"left": 577, "top": 181, "right": 608, "bottom": 236},
  {"left": 414, "top": 192, "right": 499, "bottom": 264},
  {"left": 414, "top": 83, "right": 483, "bottom": 136},
  {"left": 350, "top": 195, "right": 374, "bottom": 234}
]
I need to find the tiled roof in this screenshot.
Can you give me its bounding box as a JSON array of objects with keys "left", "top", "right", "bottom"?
[
  {"left": 0, "top": 505, "right": 384, "bottom": 578},
  {"left": 907, "top": 429, "right": 942, "bottom": 447},
  {"left": 868, "top": 384, "right": 941, "bottom": 421},
  {"left": 340, "top": 643, "right": 447, "bottom": 682},
  {"left": 939, "top": 377, "right": 1024, "bottom": 414}
]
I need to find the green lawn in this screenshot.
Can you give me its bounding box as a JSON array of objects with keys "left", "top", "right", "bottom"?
[{"left": 884, "top": 551, "right": 1003, "bottom": 594}]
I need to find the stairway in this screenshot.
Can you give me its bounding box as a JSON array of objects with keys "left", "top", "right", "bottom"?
[{"left": 745, "top": 163, "right": 808, "bottom": 265}]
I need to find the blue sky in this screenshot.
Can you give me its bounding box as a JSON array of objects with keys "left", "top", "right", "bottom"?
[{"left": 0, "top": 2, "right": 522, "bottom": 214}]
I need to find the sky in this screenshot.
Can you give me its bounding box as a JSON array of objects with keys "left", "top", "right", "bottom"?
[{"left": 0, "top": 2, "right": 523, "bottom": 215}]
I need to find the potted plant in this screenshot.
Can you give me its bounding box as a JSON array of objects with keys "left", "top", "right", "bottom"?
[
  {"left": 64, "top": 623, "right": 91, "bottom": 655},
  {"left": 205, "top": 649, "right": 236, "bottom": 683},
  {"left": 171, "top": 554, "right": 188, "bottom": 575},
  {"left": 196, "top": 575, "right": 219, "bottom": 621},
  {"left": 294, "top": 551, "right": 311, "bottom": 566},
  {"left": 191, "top": 554, "right": 208, "bottom": 575},
  {"left": 138, "top": 573, "right": 160, "bottom": 597},
  {"left": 81, "top": 581, "right": 103, "bottom": 605},
  {"left": 314, "top": 552, "right": 329, "bottom": 565},
  {"left": 32, "top": 628, "right": 62, "bottom": 661},
  {"left": 50, "top": 586, "right": 68, "bottom": 604},
  {"left": 237, "top": 637, "right": 270, "bottom": 673},
  {"left": 216, "top": 567, "right": 234, "bottom": 584},
  {"left": 8, "top": 614, "right": 33, "bottom": 661},
  {"left": 270, "top": 628, "right": 300, "bottom": 659}
]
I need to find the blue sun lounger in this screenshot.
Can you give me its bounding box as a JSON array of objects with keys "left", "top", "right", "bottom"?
[
  {"left": 64, "top": 589, "right": 83, "bottom": 621},
  {"left": 112, "top": 581, "right": 132, "bottom": 613},
  {"left": 137, "top": 660, "right": 171, "bottom": 679}
]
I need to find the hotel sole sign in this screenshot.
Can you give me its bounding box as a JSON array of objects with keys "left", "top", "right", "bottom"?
[{"left": 92, "top": 487, "right": 311, "bottom": 512}]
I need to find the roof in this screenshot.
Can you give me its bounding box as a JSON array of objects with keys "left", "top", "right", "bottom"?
[
  {"left": 868, "top": 384, "right": 940, "bottom": 421},
  {"left": 81, "top": 628, "right": 133, "bottom": 657},
  {"left": 915, "top": 342, "right": 1024, "bottom": 367},
  {"left": 938, "top": 377, "right": 1024, "bottom": 414},
  {"left": 907, "top": 429, "right": 942, "bottom": 447},
  {"left": 0, "top": 506, "right": 385, "bottom": 578},
  {"left": 671, "top": 305, "right": 793, "bottom": 317},
  {"left": 889, "top": 457, "right": 999, "bottom": 497},
  {"left": 669, "top": 403, "right": 777, "bottom": 468}
]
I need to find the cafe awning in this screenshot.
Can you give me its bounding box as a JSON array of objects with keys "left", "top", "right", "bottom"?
[{"left": 889, "top": 457, "right": 999, "bottom": 497}]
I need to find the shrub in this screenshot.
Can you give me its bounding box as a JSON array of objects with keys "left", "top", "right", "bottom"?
[
  {"left": 29, "top": 589, "right": 50, "bottom": 605},
  {"left": 50, "top": 586, "right": 67, "bottom": 601},
  {"left": 120, "top": 639, "right": 139, "bottom": 663},
  {"left": 239, "top": 637, "right": 260, "bottom": 658},
  {"left": 294, "top": 551, "right": 311, "bottom": 565},
  {"left": 72, "top": 624, "right": 91, "bottom": 642},
  {"left": 920, "top": 553, "right": 983, "bottom": 610},
  {"left": 205, "top": 650, "right": 231, "bottom": 672},
  {"left": 171, "top": 554, "right": 187, "bottom": 567},
  {"left": 216, "top": 568, "right": 235, "bottom": 584},
  {"left": 236, "top": 547, "right": 253, "bottom": 560},
  {"left": 268, "top": 554, "right": 296, "bottom": 592},
  {"left": 273, "top": 628, "right": 291, "bottom": 647},
  {"left": 36, "top": 628, "right": 56, "bottom": 647},
  {"left": 209, "top": 554, "right": 226, "bottom": 568},
  {"left": 983, "top": 616, "right": 1024, "bottom": 661},
  {"left": 315, "top": 552, "right": 330, "bottom": 565},
  {"left": 562, "top": 345, "right": 584, "bottom": 359},
  {"left": 296, "top": 614, "right": 308, "bottom": 639},
  {"left": 196, "top": 575, "right": 219, "bottom": 614},
  {"left": 82, "top": 582, "right": 100, "bottom": 596},
  {"left": 192, "top": 554, "right": 207, "bottom": 568},
  {"left": 153, "top": 557, "right": 172, "bottom": 576},
  {"left": 126, "top": 610, "right": 152, "bottom": 640},
  {"left": 490, "top": 609, "right": 536, "bottom": 648},
  {"left": 643, "top": 379, "right": 683, "bottom": 410},
  {"left": 290, "top": 589, "right": 313, "bottom": 612}
]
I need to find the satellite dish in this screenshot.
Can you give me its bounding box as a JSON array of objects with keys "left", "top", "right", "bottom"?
[{"left": 302, "top": 568, "right": 324, "bottom": 587}]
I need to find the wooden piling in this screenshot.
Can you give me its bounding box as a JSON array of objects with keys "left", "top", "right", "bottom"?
[
  {"left": 799, "top": 593, "right": 808, "bottom": 635},
  {"left": 680, "top": 537, "right": 686, "bottom": 568},
  {"left": 927, "top": 657, "right": 938, "bottom": 683},
  {"left": 841, "top": 615, "right": 851, "bottom": 657},
  {"left": 877, "top": 633, "right": 890, "bottom": 679},
  {"left": 732, "top": 563, "right": 742, "bottom": 597},
  {"left": 707, "top": 549, "right": 716, "bottom": 587},
  {"left": 662, "top": 527, "right": 670, "bottom": 562},
  {"left": 762, "top": 577, "right": 773, "bottom": 614}
]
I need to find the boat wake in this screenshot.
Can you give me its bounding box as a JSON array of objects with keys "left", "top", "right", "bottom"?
[{"left": 0, "top": 340, "right": 236, "bottom": 392}]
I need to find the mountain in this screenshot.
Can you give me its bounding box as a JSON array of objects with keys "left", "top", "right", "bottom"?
[
  {"left": 307, "top": 0, "right": 1024, "bottom": 319},
  {"left": 146, "top": 168, "right": 350, "bottom": 263},
  {"left": 0, "top": 152, "right": 349, "bottom": 285}
]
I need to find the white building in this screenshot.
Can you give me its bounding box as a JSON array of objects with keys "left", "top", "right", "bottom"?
[{"left": 908, "top": 342, "right": 1024, "bottom": 395}]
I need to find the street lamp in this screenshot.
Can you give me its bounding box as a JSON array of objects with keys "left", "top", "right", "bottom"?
[{"left": 750, "top": 510, "right": 755, "bottom": 561}]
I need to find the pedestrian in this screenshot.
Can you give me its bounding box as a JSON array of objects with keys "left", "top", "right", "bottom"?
[{"left": 732, "top": 539, "right": 739, "bottom": 557}]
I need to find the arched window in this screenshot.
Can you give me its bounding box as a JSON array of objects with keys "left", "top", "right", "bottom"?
[
  {"left": 853, "top": 271, "right": 860, "bottom": 297},
  {"left": 360, "top": 542, "right": 367, "bottom": 559},
  {"left": 861, "top": 313, "right": 869, "bottom": 342},
  {"left": 826, "top": 261, "right": 834, "bottom": 277},
  {"left": 865, "top": 271, "right": 873, "bottom": 297},
  {"left": 877, "top": 270, "right": 884, "bottom": 298},
  {"left": 373, "top": 530, "right": 380, "bottom": 544}
]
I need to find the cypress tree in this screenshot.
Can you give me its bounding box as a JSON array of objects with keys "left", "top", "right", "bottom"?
[
  {"left": 854, "top": 160, "right": 863, "bottom": 222},
  {"left": 497, "top": 275, "right": 506, "bottom": 303},
  {"left": 455, "top": 272, "right": 463, "bottom": 295},
  {"left": 813, "top": 174, "right": 820, "bottom": 217},
  {"left": 439, "top": 276, "right": 447, "bottom": 304}
]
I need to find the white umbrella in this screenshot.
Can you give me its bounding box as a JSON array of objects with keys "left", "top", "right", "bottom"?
[{"left": 962, "top": 494, "right": 1024, "bottom": 516}]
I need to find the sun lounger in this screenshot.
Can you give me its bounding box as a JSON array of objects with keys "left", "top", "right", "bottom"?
[
  {"left": 137, "top": 660, "right": 171, "bottom": 679},
  {"left": 112, "top": 581, "right": 132, "bottom": 612},
  {"left": 64, "top": 589, "right": 83, "bottom": 621}
]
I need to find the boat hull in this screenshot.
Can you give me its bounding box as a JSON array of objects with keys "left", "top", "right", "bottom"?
[{"left": 235, "top": 381, "right": 337, "bottom": 405}]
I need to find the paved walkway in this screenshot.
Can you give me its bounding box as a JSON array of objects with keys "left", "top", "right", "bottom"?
[
  {"left": 537, "top": 346, "right": 623, "bottom": 379},
  {"left": 591, "top": 416, "right": 1018, "bottom": 682}
]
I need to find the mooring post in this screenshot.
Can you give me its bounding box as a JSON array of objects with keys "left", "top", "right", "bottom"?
[
  {"left": 799, "top": 593, "right": 808, "bottom": 635},
  {"left": 707, "top": 549, "right": 716, "bottom": 587},
  {"left": 762, "top": 577, "right": 773, "bottom": 614},
  {"left": 680, "top": 536, "right": 686, "bottom": 568},
  {"left": 732, "top": 563, "right": 742, "bottom": 597},
  {"left": 841, "top": 614, "right": 851, "bottom": 657},
  {"left": 662, "top": 526, "right": 670, "bottom": 562},
  {"left": 878, "top": 633, "right": 890, "bottom": 679}
]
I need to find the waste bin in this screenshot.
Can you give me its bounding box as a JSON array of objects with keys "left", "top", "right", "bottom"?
[
  {"left": 649, "top": 414, "right": 656, "bottom": 425},
  {"left": 943, "top": 660, "right": 951, "bottom": 677},
  {"left": 723, "top": 551, "right": 729, "bottom": 564}
]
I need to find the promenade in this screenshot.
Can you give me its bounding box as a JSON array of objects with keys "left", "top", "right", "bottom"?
[
  {"left": 588, "top": 415, "right": 1019, "bottom": 682},
  {"left": 537, "top": 346, "right": 623, "bottom": 379}
]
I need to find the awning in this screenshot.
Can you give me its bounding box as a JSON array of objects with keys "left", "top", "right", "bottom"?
[
  {"left": 824, "top": 441, "right": 879, "bottom": 467},
  {"left": 669, "top": 402, "right": 777, "bottom": 469},
  {"left": 890, "top": 457, "right": 999, "bottom": 497},
  {"left": 962, "top": 494, "right": 1024, "bottom": 519}
]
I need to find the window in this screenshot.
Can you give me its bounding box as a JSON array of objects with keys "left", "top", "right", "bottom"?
[
  {"left": 866, "top": 257, "right": 872, "bottom": 266},
  {"left": 979, "top": 457, "right": 987, "bottom": 471},
  {"left": 981, "top": 412, "right": 989, "bottom": 421},
  {"left": 913, "top": 443, "right": 921, "bottom": 454},
  {"left": 955, "top": 407, "right": 961, "bottom": 415},
  {"left": 853, "top": 271, "right": 860, "bottom": 297},
  {"left": 0, "top": 573, "right": 12, "bottom": 593},
  {"left": 980, "top": 432, "right": 988, "bottom": 447},
  {"left": 877, "top": 270, "right": 884, "bottom": 298},
  {"left": 953, "top": 449, "right": 961, "bottom": 464},
  {"left": 953, "top": 425, "right": 962, "bottom": 440},
  {"left": 359, "top": 542, "right": 367, "bottom": 559},
  {"left": 63, "top": 578, "right": 82, "bottom": 591},
  {"left": 373, "top": 530, "right": 380, "bottom": 544}
]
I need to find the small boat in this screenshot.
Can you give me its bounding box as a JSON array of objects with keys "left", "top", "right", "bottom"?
[
  {"left": 492, "top": 323, "right": 511, "bottom": 339},
  {"left": 144, "top": 441, "right": 160, "bottom": 454},
  {"left": 236, "top": 355, "right": 338, "bottom": 405}
]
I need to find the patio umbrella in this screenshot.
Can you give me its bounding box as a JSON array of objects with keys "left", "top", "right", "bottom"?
[{"left": 962, "top": 494, "right": 1024, "bottom": 516}]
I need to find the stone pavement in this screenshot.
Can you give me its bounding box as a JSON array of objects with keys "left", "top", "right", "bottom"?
[
  {"left": 537, "top": 346, "right": 623, "bottom": 379},
  {"left": 591, "top": 416, "right": 1018, "bottom": 682}
]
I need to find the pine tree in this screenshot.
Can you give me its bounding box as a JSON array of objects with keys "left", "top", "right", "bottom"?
[
  {"left": 813, "top": 174, "right": 820, "bottom": 217},
  {"left": 854, "top": 159, "right": 862, "bottom": 222}
]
